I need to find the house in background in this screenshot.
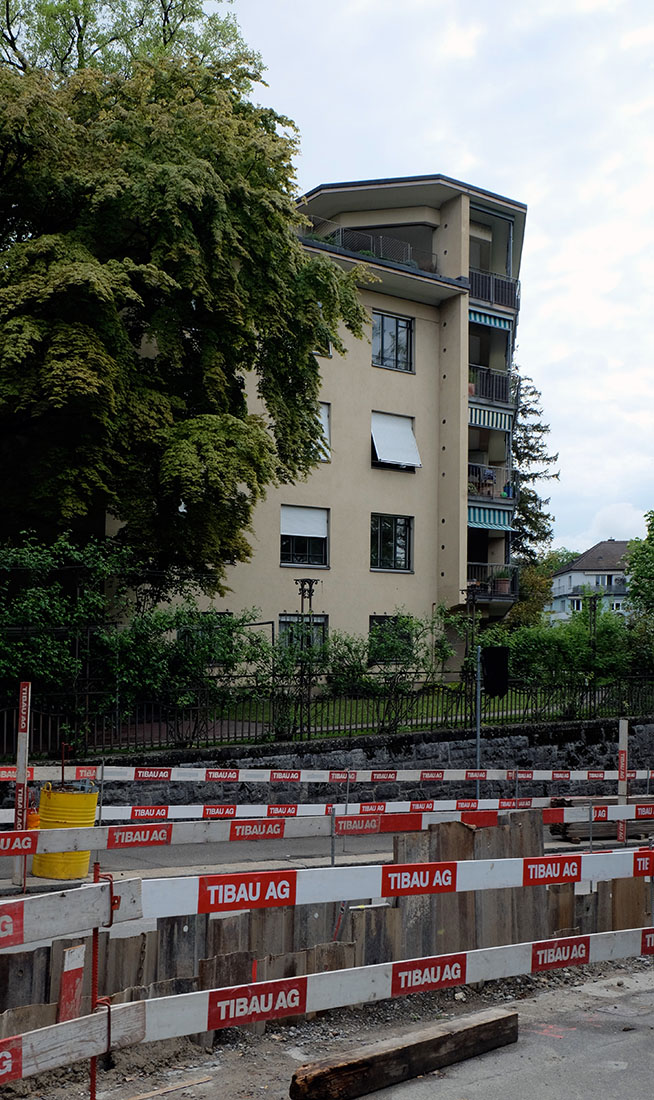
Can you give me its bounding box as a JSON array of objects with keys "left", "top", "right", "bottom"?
[
  {"left": 547, "top": 539, "right": 630, "bottom": 621},
  {"left": 214, "top": 173, "right": 526, "bottom": 640}
]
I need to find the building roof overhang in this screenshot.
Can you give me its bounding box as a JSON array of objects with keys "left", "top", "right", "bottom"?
[
  {"left": 299, "top": 173, "right": 527, "bottom": 275},
  {"left": 301, "top": 241, "right": 468, "bottom": 306}
]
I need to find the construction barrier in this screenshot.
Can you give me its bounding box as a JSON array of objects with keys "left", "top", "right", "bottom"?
[
  {"left": 3, "top": 845, "right": 654, "bottom": 950},
  {"left": 0, "top": 794, "right": 649, "bottom": 822},
  {"left": 0, "top": 763, "right": 652, "bottom": 784},
  {"left": 0, "top": 795, "right": 554, "bottom": 823},
  {"left": 2, "top": 801, "right": 654, "bottom": 863},
  {"left": 2, "top": 924, "right": 653, "bottom": 1083}
]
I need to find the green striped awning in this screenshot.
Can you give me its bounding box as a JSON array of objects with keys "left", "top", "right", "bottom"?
[
  {"left": 468, "top": 505, "right": 514, "bottom": 531},
  {"left": 469, "top": 406, "right": 513, "bottom": 432},
  {"left": 469, "top": 309, "right": 512, "bottom": 330}
]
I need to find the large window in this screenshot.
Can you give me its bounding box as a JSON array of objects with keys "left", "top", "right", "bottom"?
[
  {"left": 280, "top": 506, "right": 328, "bottom": 566},
  {"left": 370, "top": 514, "right": 413, "bottom": 571},
  {"left": 372, "top": 311, "right": 413, "bottom": 372},
  {"left": 279, "top": 614, "right": 328, "bottom": 648}
]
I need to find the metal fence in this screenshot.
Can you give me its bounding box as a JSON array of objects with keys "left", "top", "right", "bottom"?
[{"left": 1, "top": 676, "right": 654, "bottom": 757}]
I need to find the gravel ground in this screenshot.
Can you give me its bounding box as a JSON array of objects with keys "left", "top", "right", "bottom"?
[{"left": 6, "top": 955, "right": 653, "bottom": 1100}]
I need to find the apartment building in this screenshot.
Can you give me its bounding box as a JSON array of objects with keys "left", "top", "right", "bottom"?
[
  {"left": 216, "top": 174, "right": 526, "bottom": 640},
  {"left": 547, "top": 540, "right": 630, "bottom": 621}
]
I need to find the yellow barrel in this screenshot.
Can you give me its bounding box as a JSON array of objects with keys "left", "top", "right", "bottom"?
[{"left": 32, "top": 784, "right": 98, "bottom": 880}]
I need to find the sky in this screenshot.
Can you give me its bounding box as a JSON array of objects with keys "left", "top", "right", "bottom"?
[{"left": 224, "top": 0, "right": 654, "bottom": 552}]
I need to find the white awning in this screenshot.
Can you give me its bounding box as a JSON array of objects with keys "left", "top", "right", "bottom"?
[
  {"left": 371, "top": 412, "right": 422, "bottom": 467},
  {"left": 280, "top": 506, "right": 328, "bottom": 537}
]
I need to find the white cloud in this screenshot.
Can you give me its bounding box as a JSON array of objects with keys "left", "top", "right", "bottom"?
[
  {"left": 620, "top": 24, "right": 654, "bottom": 49},
  {"left": 553, "top": 503, "right": 647, "bottom": 551}
]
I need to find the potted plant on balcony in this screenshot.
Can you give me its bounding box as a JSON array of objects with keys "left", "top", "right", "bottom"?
[{"left": 493, "top": 568, "right": 511, "bottom": 595}]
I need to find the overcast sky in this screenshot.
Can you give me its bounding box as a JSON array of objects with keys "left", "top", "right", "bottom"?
[{"left": 228, "top": 0, "right": 654, "bottom": 553}]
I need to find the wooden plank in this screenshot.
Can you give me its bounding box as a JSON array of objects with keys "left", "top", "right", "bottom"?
[
  {"left": 596, "top": 881, "right": 613, "bottom": 932},
  {"left": 548, "top": 883, "right": 575, "bottom": 936},
  {"left": 125, "top": 1080, "right": 212, "bottom": 1099},
  {"left": 393, "top": 830, "right": 432, "bottom": 959},
  {"left": 509, "top": 810, "right": 548, "bottom": 945},
  {"left": 612, "top": 877, "right": 648, "bottom": 930},
  {"left": 474, "top": 824, "right": 516, "bottom": 948},
  {"left": 289, "top": 1007, "right": 518, "bottom": 1100},
  {"left": 428, "top": 821, "right": 476, "bottom": 955},
  {"left": 349, "top": 905, "right": 399, "bottom": 969}
]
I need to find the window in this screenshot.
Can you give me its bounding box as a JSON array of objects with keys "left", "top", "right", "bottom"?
[
  {"left": 570, "top": 599, "right": 582, "bottom": 612},
  {"left": 279, "top": 614, "right": 328, "bottom": 647},
  {"left": 611, "top": 601, "right": 623, "bottom": 612},
  {"left": 280, "top": 506, "right": 328, "bottom": 566},
  {"left": 371, "top": 412, "right": 421, "bottom": 469},
  {"left": 372, "top": 311, "right": 413, "bottom": 372},
  {"left": 319, "top": 402, "right": 330, "bottom": 461},
  {"left": 370, "top": 514, "right": 413, "bottom": 571},
  {"left": 368, "top": 615, "right": 413, "bottom": 664}
]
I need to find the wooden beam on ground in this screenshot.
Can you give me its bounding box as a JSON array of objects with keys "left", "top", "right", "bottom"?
[{"left": 289, "top": 1007, "right": 518, "bottom": 1100}]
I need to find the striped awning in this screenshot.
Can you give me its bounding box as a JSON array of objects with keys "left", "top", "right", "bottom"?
[
  {"left": 468, "top": 505, "right": 514, "bottom": 531},
  {"left": 469, "top": 309, "right": 512, "bottom": 330},
  {"left": 469, "top": 406, "right": 513, "bottom": 432}
]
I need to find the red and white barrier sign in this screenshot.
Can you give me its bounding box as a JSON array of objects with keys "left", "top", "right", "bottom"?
[
  {"left": 3, "top": 841, "right": 653, "bottom": 953},
  {"left": 0, "top": 880, "right": 140, "bottom": 951},
  {"left": 2, "top": 800, "right": 654, "bottom": 867},
  {"left": 5, "top": 925, "right": 654, "bottom": 1081},
  {"left": 57, "top": 944, "right": 85, "bottom": 1022},
  {"left": 1, "top": 763, "right": 651, "bottom": 785}
]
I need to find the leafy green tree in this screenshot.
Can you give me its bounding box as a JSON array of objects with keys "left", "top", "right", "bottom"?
[
  {"left": 625, "top": 511, "right": 654, "bottom": 614},
  {"left": 0, "top": 10, "right": 368, "bottom": 600},
  {"left": 0, "top": 534, "right": 132, "bottom": 694},
  {"left": 1, "top": 0, "right": 260, "bottom": 84},
  {"left": 511, "top": 374, "right": 559, "bottom": 559},
  {"left": 505, "top": 547, "right": 578, "bottom": 627}
]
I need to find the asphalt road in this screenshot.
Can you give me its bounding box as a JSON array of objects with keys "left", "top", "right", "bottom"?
[{"left": 375, "top": 968, "right": 654, "bottom": 1098}]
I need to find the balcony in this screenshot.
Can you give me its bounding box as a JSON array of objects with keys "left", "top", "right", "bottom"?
[
  {"left": 564, "top": 581, "right": 629, "bottom": 598},
  {"left": 468, "top": 364, "right": 514, "bottom": 406},
  {"left": 468, "top": 464, "right": 517, "bottom": 502},
  {"left": 467, "top": 562, "right": 519, "bottom": 601},
  {"left": 469, "top": 268, "right": 520, "bottom": 310},
  {"left": 301, "top": 215, "right": 438, "bottom": 274}
]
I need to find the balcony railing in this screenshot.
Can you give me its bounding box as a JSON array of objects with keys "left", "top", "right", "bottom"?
[
  {"left": 301, "top": 215, "right": 438, "bottom": 274},
  {"left": 468, "top": 364, "right": 514, "bottom": 405},
  {"left": 563, "top": 582, "right": 629, "bottom": 598},
  {"left": 466, "top": 562, "right": 519, "bottom": 600},
  {"left": 469, "top": 268, "right": 520, "bottom": 310},
  {"left": 468, "top": 464, "right": 517, "bottom": 502}
]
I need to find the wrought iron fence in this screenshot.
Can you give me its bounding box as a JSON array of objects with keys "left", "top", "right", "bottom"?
[{"left": 1, "top": 676, "right": 654, "bottom": 757}]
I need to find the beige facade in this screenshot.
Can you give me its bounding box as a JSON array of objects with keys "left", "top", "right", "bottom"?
[{"left": 215, "top": 175, "right": 526, "bottom": 639}]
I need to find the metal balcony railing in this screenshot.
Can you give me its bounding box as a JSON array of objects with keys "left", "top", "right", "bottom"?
[
  {"left": 469, "top": 268, "right": 520, "bottom": 310},
  {"left": 468, "top": 364, "right": 514, "bottom": 405},
  {"left": 301, "top": 215, "right": 438, "bottom": 274},
  {"left": 467, "top": 464, "right": 517, "bottom": 502},
  {"left": 466, "top": 562, "right": 519, "bottom": 600}
]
